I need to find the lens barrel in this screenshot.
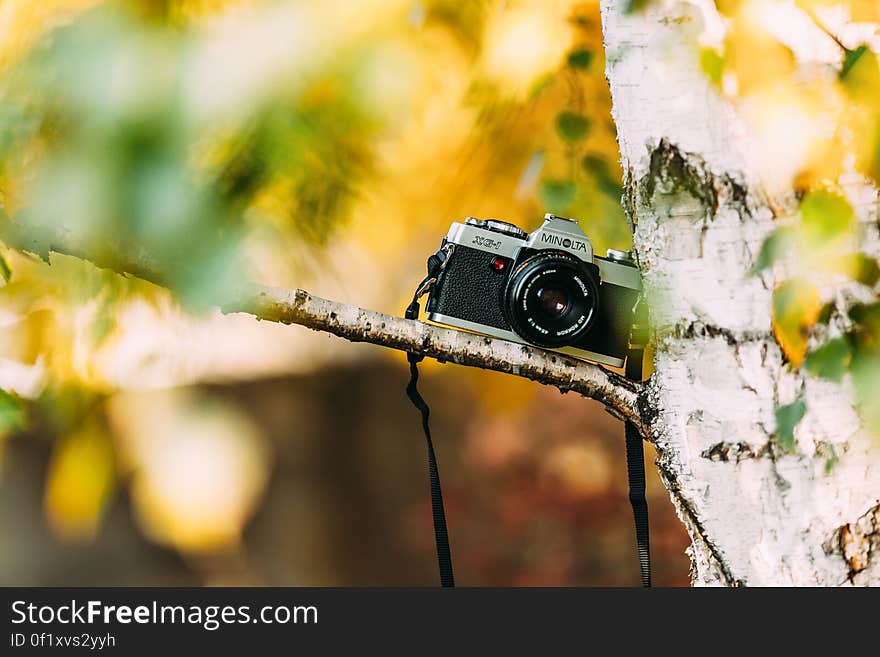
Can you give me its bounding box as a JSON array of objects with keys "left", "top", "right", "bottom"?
[{"left": 503, "top": 251, "right": 599, "bottom": 348}]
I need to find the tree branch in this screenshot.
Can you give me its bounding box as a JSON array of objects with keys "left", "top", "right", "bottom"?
[
  {"left": 229, "top": 286, "right": 644, "bottom": 431},
  {"left": 0, "top": 214, "right": 644, "bottom": 433}
]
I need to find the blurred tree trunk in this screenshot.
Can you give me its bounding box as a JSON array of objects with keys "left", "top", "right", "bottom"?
[{"left": 601, "top": 0, "right": 880, "bottom": 585}]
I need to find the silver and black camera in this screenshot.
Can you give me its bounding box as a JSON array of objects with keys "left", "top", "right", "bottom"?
[{"left": 424, "top": 214, "right": 641, "bottom": 367}]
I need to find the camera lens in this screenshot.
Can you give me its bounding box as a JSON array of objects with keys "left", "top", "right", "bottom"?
[
  {"left": 503, "top": 251, "right": 599, "bottom": 348},
  {"left": 537, "top": 286, "right": 569, "bottom": 319}
]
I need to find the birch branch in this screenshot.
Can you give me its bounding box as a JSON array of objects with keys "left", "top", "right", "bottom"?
[
  {"left": 0, "top": 215, "right": 644, "bottom": 433},
  {"left": 230, "top": 286, "right": 644, "bottom": 431}
]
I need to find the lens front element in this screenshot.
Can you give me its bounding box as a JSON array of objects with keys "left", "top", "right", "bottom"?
[
  {"left": 503, "top": 251, "right": 599, "bottom": 348},
  {"left": 537, "top": 286, "right": 569, "bottom": 319}
]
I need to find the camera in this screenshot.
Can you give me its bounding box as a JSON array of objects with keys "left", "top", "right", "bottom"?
[{"left": 424, "top": 214, "right": 641, "bottom": 367}]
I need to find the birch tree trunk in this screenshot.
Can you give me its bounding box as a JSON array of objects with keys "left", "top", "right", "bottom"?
[{"left": 601, "top": 0, "right": 880, "bottom": 585}]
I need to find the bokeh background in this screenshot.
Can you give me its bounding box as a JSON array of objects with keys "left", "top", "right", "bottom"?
[{"left": 0, "top": 0, "right": 690, "bottom": 586}]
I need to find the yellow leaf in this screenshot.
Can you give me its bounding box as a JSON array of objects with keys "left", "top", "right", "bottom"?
[
  {"left": 699, "top": 47, "right": 724, "bottom": 88},
  {"left": 44, "top": 419, "right": 115, "bottom": 541},
  {"left": 840, "top": 45, "right": 880, "bottom": 103},
  {"left": 724, "top": 10, "right": 795, "bottom": 96},
  {"left": 773, "top": 279, "right": 821, "bottom": 366}
]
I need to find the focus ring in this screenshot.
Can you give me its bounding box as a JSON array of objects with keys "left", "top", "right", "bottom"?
[{"left": 503, "top": 250, "right": 600, "bottom": 348}]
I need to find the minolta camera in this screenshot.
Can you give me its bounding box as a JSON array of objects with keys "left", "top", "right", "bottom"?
[{"left": 424, "top": 214, "right": 641, "bottom": 367}]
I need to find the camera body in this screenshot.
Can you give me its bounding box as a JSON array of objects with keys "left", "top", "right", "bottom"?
[{"left": 425, "top": 214, "right": 641, "bottom": 367}]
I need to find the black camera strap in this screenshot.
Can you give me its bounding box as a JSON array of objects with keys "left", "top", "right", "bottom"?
[
  {"left": 404, "top": 250, "right": 455, "bottom": 588},
  {"left": 624, "top": 343, "right": 651, "bottom": 587},
  {"left": 404, "top": 349, "right": 455, "bottom": 588}
]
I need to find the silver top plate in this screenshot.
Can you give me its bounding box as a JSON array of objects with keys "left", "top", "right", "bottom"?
[
  {"left": 446, "top": 216, "right": 641, "bottom": 290},
  {"left": 444, "top": 221, "right": 522, "bottom": 259}
]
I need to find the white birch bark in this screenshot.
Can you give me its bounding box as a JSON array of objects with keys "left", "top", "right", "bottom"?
[{"left": 601, "top": 0, "right": 880, "bottom": 585}]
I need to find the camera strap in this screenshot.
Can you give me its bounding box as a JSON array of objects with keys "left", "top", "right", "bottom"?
[
  {"left": 404, "top": 249, "right": 455, "bottom": 588},
  {"left": 624, "top": 343, "right": 651, "bottom": 587}
]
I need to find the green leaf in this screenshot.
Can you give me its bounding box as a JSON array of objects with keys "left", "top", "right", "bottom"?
[
  {"left": 700, "top": 48, "right": 724, "bottom": 88},
  {"left": 581, "top": 153, "right": 622, "bottom": 198},
  {"left": 850, "top": 253, "right": 880, "bottom": 287},
  {"left": 849, "top": 302, "right": 880, "bottom": 335},
  {"left": 799, "top": 190, "right": 855, "bottom": 245},
  {"left": 540, "top": 179, "right": 576, "bottom": 211},
  {"left": 804, "top": 337, "right": 852, "bottom": 382},
  {"left": 817, "top": 302, "right": 834, "bottom": 325},
  {"left": 0, "top": 253, "right": 10, "bottom": 282},
  {"left": 841, "top": 45, "right": 869, "bottom": 80},
  {"left": 824, "top": 453, "right": 839, "bottom": 475},
  {"left": 0, "top": 389, "right": 25, "bottom": 434},
  {"left": 822, "top": 252, "right": 880, "bottom": 283},
  {"left": 752, "top": 226, "right": 795, "bottom": 273},
  {"left": 850, "top": 347, "right": 880, "bottom": 431},
  {"left": 775, "top": 399, "right": 806, "bottom": 453},
  {"left": 598, "top": 179, "right": 624, "bottom": 200},
  {"left": 567, "top": 49, "right": 593, "bottom": 70},
  {"left": 624, "top": 0, "right": 650, "bottom": 13},
  {"left": 555, "top": 111, "right": 591, "bottom": 143},
  {"left": 581, "top": 154, "right": 610, "bottom": 178}
]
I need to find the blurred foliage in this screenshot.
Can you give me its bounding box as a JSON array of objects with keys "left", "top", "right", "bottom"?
[
  {"left": 0, "top": 0, "right": 387, "bottom": 306},
  {"left": 44, "top": 414, "right": 115, "bottom": 540},
  {"left": 0, "top": 388, "right": 25, "bottom": 434},
  {"left": 1, "top": 0, "right": 875, "bottom": 574},
  {"left": 775, "top": 397, "right": 806, "bottom": 453},
  {"left": 772, "top": 278, "right": 822, "bottom": 367},
  {"left": 0, "top": 0, "right": 631, "bottom": 554},
  {"left": 695, "top": 1, "right": 880, "bottom": 435},
  {"left": 107, "top": 389, "right": 269, "bottom": 552}
]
